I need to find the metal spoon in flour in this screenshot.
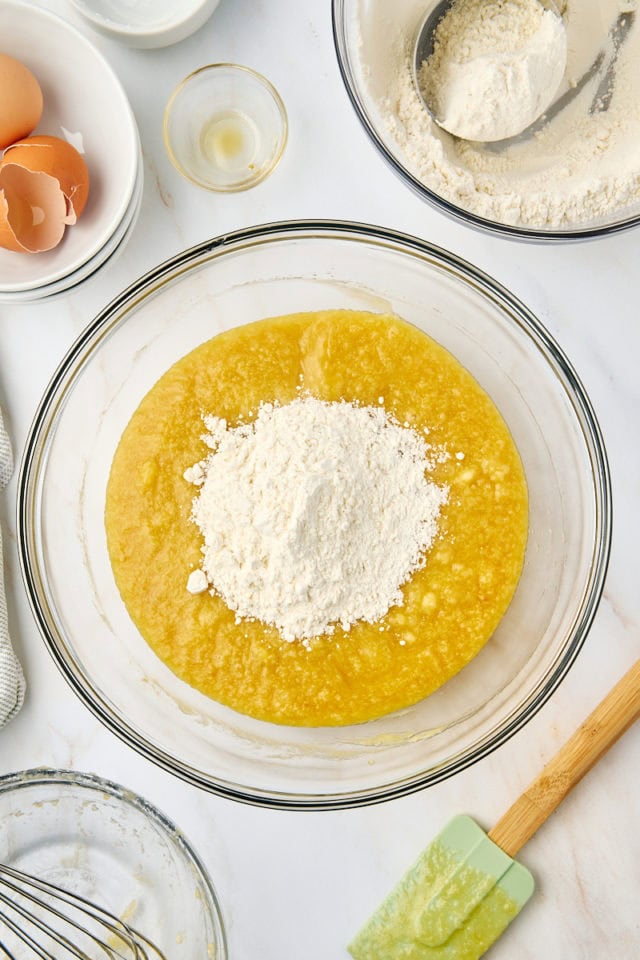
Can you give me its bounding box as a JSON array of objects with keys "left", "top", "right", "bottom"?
[
  {"left": 413, "top": 1, "right": 636, "bottom": 147},
  {"left": 589, "top": 11, "right": 636, "bottom": 114},
  {"left": 412, "top": 0, "right": 566, "bottom": 141},
  {"left": 484, "top": 9, "right": 636, "bottom": 149},
  {"left": 488, "top": 10, "right": 636, "bottom": 148}
]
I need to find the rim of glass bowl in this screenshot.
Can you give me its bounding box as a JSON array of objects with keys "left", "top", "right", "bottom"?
[
  {"left": 17, "top": 220, "right": 612, "bottom": 810},
  {"left": 331, "top": 0, "right": 640, "bottom": 242},
  {"left": 0, "top": 767, "right": 228, "bottom": 955}
]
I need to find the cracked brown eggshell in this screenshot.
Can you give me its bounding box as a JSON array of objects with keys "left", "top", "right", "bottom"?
[
  {"left": 1, "top": 135, "right": 90, "bottom": 223},
  {"left": 0, "top": 163, "right": 67, "bottom": 253},
  {"left": 0, "top": 135, "right": 91, "bottom": 253}
]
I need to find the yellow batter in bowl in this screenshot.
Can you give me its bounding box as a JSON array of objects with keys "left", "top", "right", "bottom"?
[{"left": 105, "top": 310, "right": 528, "bottom": 727}]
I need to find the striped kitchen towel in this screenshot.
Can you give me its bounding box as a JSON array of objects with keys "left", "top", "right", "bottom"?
[{"left": 0, "top": 408, "right": 25, "bottom": 726}]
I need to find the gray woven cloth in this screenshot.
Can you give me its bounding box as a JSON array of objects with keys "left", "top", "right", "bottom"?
[{"left": 0, "top": 408, "right": 25, "bottom": 726}]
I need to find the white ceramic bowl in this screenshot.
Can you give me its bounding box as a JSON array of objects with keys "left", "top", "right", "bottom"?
[
  {"left": 0, "top": 0, "right": 140, "bottom": 293},
  {"left": 69, "top": 0, "right": 221, "bottom": 49}
]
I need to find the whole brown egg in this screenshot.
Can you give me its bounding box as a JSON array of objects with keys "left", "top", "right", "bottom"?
[{"left": 0, "top": 53, "right": 43, "bottom": 150}]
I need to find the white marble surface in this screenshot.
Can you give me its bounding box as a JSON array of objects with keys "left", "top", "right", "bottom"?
[{"left": 1, "top": 1, "right": 639, "bottom": 957}]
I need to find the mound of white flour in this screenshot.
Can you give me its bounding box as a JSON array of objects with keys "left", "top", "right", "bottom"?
[{"left": 185, "top": 397, "right": 449, "bottom": 642}]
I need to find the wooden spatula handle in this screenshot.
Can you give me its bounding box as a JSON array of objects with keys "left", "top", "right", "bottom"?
[{"left": 488, "top": 659, "right": 640, "bottom": 858}]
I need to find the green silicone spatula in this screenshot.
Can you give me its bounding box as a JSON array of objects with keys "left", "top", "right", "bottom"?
[{"left": 349, "top": 659, "right": 640, "bottom": 960}]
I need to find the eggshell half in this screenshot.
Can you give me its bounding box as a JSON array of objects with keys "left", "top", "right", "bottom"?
[
  {"left": 0, "top": 53, "right": 43, "bottom": 150},
  {"left": 0, "top": 164, "right": 67, "bottom": 253},
  {"left": 1, "top": 135, "right": 90, "bottom": 223}
]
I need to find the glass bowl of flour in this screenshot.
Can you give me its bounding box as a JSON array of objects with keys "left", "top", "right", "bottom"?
[
  {"left": 18, "top": 221, "right": 611, "bottom": 808},
  {"left": 333, "top": 0, "right": 640, "bottom": 238}
]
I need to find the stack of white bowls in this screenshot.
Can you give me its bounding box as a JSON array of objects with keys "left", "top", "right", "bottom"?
[{"left": 0, "top": 1, "right": 142, "bottom": 304}]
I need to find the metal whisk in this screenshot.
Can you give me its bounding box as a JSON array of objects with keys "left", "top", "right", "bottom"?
[{"left": 0, "top": 863, "right": 167, "bottom": 959}]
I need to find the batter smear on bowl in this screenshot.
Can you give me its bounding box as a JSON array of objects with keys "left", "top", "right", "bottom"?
[{"left": 105, "top": 310, "right": 528, "bottom": 726}]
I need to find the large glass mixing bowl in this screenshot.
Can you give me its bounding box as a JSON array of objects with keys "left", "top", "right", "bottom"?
[
  {"left": 332, "top": 0, "right": 640, "bottom": 240},
  {"left": 18, "top": 222, "right": 611, "bottom": 809}
]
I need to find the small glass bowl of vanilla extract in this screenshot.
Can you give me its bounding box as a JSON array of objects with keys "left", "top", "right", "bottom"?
[{"left": 163, "top": 63, "right": 288, "bottom": 192}]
